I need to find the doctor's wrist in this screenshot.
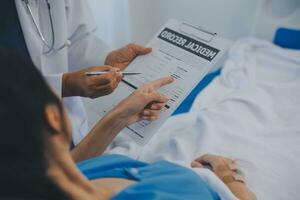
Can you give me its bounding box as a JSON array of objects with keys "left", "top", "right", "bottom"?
[{"left": 62, "top": 73, "right": 76, "bottom": 97}]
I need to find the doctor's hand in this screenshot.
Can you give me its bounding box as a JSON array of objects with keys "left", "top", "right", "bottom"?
[
  {"left": 62, "top": 66, "right": 122, "bottom": 98},
  {"left": 105, "top": 43, "right": 152, "bottom": 71},
  {"left": 112, "top": 76, "right": 174, "bottom": 125}
]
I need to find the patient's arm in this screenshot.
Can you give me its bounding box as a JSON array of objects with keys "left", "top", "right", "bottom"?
[
  {"left": 71, "top": 77, "right": 173, "bottom": 162},
  {"left": 191, "top": 154, "right": 257, "bottom": 200},
  {"left": 70, "top": 107, "right": 128, "bottom": 162},
  {"left": 226, "top": 181, "right": 256, "bottom": 200}
]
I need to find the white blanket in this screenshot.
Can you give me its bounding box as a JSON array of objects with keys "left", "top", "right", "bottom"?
[{"left": 107, "top": 38, "right": 300, "bottom": 200}]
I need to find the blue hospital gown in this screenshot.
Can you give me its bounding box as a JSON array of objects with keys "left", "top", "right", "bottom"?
[{"left": 77, "top": 154, "right": 220, "bottom": 200}]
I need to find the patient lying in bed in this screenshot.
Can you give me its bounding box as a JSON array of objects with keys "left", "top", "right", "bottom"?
[
  {"left": 0, "top": 49, "right": 255, "bottom": 199},
  {"left": 108, "top": 38, "right": 300, "bottom": 200}
]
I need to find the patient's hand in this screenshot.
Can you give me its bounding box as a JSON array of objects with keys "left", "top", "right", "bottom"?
[
  {"left": 191, "top": 154, "right": 238, "bottom": 180},
  {"left": 71, "top": 76, "right": 174, "bottom": 162},
  {"left": 191, "top": 154, "right": 257, "bottom": 200},
  {"left": 113, "top": 76, "right": 174, "bottom": 125}
]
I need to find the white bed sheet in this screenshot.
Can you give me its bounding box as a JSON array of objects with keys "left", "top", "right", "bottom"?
[{"left": 107, "top": 38, "right": 300, "bottom": 200}]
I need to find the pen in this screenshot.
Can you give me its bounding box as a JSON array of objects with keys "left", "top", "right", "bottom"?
[{"left": 85, "top": 71, "right": 141, "bottom": 76}]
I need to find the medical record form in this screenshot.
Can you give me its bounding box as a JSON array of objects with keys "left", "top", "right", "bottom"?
[{"left": 94, "top": 19, "right": 231, "bottom": 145}]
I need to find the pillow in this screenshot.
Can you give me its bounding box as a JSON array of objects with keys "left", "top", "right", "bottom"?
[{"left": 274, "top": 28, "right": 300, "bottom": 50}]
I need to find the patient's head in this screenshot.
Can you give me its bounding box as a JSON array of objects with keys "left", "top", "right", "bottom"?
[{"left": 0, "top": 48, "right": 71, "bottom": 199}]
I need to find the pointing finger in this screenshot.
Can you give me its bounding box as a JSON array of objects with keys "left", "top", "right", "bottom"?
[{"left": 150, "top": 76, "right": 174, "bottom": 90}]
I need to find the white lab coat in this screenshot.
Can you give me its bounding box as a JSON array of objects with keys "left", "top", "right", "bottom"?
[{"left": 15, "top": 0, "right": 110, "bottom": 145}]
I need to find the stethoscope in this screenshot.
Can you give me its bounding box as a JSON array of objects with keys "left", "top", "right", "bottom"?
[{"left": 22, "top": 0, "right": 71, "bottom": 54}]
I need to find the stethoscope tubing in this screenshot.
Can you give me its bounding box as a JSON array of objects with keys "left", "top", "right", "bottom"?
[{"left": 22, "top": 0, "right": 68, "bottom": 54}]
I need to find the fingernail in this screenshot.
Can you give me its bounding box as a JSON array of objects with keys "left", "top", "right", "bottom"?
[
  {"left": 143, "top": 110, "right": 150, "bottom": 115},
  {"left": 191, "top": 161, "right": 202, "bottom": 168},
  {"left": 151, "top": 105, "right": 158, "bottom": 109}
]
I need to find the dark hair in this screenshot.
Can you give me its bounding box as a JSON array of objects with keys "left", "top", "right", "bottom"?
[{"left": 0, "top": 48, "right": 69, "bottom": 199}]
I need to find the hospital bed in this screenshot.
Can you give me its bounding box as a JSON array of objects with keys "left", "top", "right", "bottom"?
[
  {"left": 107, "top": 25, "right": 300, "bottom": 200},
  {"left": 85, "top": 1, "right": 300, "bottom": 199}
]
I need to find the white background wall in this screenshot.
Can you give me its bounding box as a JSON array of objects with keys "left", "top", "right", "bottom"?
[
  {"left": 126, "top": 0, "right": 260, "bottom": 44},
  {"left": 87, "top": 0, "right": 300, "bottom": 48}
]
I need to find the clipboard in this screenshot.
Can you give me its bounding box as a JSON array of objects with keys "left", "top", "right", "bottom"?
[
  {"left": 179, "top": 22, "right": 217, "bottom": 43},
  {"left": 89, "top": 19, "right": 232, "bottom": 146}
]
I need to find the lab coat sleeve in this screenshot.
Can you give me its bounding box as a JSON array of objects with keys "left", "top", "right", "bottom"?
[
  {"left": 44, "top": 73, "right": 63, "bottom": 97},
  {"left": 65, "top": 0, "right": 111, "bottom": 72}
]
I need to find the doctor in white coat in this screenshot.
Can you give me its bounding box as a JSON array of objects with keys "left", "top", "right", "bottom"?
[{"left": 15, "top": 0, "right": 152, "bottom": 145}]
